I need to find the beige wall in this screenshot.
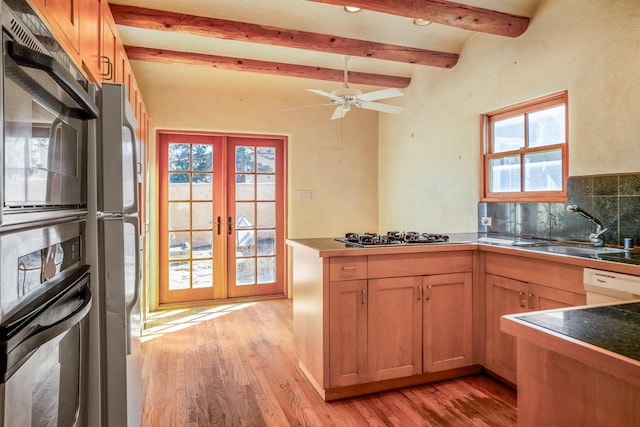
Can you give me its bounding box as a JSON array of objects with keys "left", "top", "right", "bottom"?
[{"left": 379, "top": 0, "right": 640, "bottom": 233}]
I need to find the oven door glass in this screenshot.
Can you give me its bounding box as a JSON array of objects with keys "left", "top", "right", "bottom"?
[{"left": 2, "top": 32, "right": 88, "bottom": 215}]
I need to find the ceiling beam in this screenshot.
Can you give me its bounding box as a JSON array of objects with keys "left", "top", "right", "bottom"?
[
  {"left": 308, "top": 0, "right": 530, "bottom": 37},
  {"left": 124, "top": 45, "right": 412, "bottom": 88},
  {"left": 110, "top": 4, "right": 459, "bottom": 69}
]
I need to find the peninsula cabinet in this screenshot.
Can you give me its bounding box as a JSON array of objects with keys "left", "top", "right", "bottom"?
[
  {"left": 291, "top": 243, "right": 480, "bottom": 400},
  {"left": 484, "top": 252, "right": 586, "bottom": 384}
]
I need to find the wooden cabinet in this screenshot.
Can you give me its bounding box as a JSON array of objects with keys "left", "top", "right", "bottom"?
[
  {"left": 79, "top": 0, "right": 101, "bottom": 80},
  {"left": 484, "top": 252, "right": 586, "bottom": 383},
  {"left": 41, "top": 0, "right": 81, "bottom": 58},
  {"left": 101, "top": 1, "right": 118, "bottom": 82}
]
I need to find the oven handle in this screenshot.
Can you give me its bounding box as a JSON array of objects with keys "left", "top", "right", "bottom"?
[{"left": 6, "top": 40, "right": 99, "bottom": 119}]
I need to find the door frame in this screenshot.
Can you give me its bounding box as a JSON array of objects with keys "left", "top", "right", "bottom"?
[{"left": 155, "top": 130, "right": 288, "bottom": 306}]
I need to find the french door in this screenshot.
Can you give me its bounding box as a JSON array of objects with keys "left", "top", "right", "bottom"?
[{"left": 158, "top": 133, "right": 286, "bottom": 304}]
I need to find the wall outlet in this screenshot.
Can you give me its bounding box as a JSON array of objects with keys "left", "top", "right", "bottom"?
[
  {"left": 297, "top": 190, "right": 312, "bottom": 200},
  {"left": 481, "top": 216, "right": 492, "bottom": 226}
]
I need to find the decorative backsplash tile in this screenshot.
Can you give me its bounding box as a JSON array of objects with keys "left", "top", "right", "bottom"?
[{"left": 478, "top": 173, "right": 640, "bottom": 247}]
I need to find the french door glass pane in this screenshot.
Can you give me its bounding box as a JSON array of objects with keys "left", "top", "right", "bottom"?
[
  {"left": 489, "top": 156, "right": 521, "bottom": 192},
  {"left": 168, "top": 173, "right": 190, "bottom": 200},
  {"left": 236, "top": 258, "right": 256, "bottom": 285},
  {"left": 257, "top": 257, "right": 275, "bottom": 283},
  {"left": 169, "top": 144, "right": 190, "bottom": 170},
  {"left": 168, "top": 261, "right": 190, "bottom": 290},
  {"left": 257, "top": 175, "right": 275, "bottom": 200},
  {"left": 192, "top": 144, "right": 213, "bottom": 171},
  {"left": 528, "top": 105, "right": 566, "bottom": 147},
  {"left": 524, "top": 149, "right": 562, "bottom": 191},
  {"left": 169, "top": 202, "right": 190, "bottom": 230},
  {"left": 192, "top": 202, "right": 212, "bottom": 229},
  {"left": 236, "top": 146, "right": 255, "bottom": 172},
  {"left": 256, "top": 202, "right": 275, "bottom": 228},
  {"left": 236, "top": 230, "right": 255, "bottom": 256},
  {"left": 192, "top": 260, "right": 213, "bottom": 288},
  {"left": 257, "top": 147, "right": 275, "bottom": 172},
  {"left": 236, "top": 174, "right": 255, "bottom": 200},
  {"left": 192, "top": 231, "right": 212, "bottom": 258},
  {"left": 236, "top": 202, "right": 255, "bottom": 228},
  {"left": 168, "top": 231, "right": 190, "bottom": 260},
  {"left": 257, "top": 230, "right": 275, "bottom": 256},
  {"left": 493, "top": 115, "right": 524, "bottom": 153},
  {"left": 192, "top": 173, "right": 212, "bottom": 200}
]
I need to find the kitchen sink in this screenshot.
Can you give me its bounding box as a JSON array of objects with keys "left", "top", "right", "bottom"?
[{"left": 530, "top": 245, "right": 627, "bottom": 256}]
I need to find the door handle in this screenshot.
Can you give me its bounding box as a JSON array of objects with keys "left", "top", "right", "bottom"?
[
  {"left": 211, "top": 216, "right": 221, "bottom": 235},
  {"left": 227, "top": 216, "right": 233, "bottom": 235},
  {"left": 519, "top": 292, "right": 526, "bottom": 308}
]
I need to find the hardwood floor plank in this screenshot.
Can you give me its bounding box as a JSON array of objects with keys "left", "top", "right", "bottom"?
[{"left": 141, "top": 299, "right": 516, "bottom": 426}]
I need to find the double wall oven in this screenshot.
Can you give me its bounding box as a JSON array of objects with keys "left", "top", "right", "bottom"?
[{"left": 0, "top": 0, "right": 98, "bottom": 426}]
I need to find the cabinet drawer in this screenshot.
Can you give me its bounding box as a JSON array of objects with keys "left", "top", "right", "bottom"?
[
  {"left": 330, "top": 256, "right": 367, "bottom": 281},
  {"left": 368, "top": 251, "right": 472, "bottom": 278}
]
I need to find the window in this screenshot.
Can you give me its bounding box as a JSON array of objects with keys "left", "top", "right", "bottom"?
[{"left": 482, "top": 91, "right": 568, "bottom": 202}]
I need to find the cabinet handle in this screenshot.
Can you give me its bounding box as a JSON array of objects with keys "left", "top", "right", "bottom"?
[
  {"left": 100, "top": 56, "right": 113, "bottom": 80},
  {"left": 342, "top": 266, "right": 358, "bottom": 271},
  {"left": 519, "top": 292, "right": 526, "bottom": 308},
  {"left": 361, "top": 289, "right": 366, "bottom": 304},
  {"left": 528, "top": 293, "right": 535, "bottom": 309},
  {"left": 417, "top": 286, "right": 423, "bottom": 300},
  {"left": 426, "top": 285, "right": 432, "bottom": 301}
]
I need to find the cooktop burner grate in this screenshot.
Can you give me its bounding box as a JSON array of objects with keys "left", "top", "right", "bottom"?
[{"left": 336, "top": 231, "right": 450, "bottom": 247}]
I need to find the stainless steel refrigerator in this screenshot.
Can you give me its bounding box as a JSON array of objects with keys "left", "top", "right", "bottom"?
[{"left": 96, "top": 82, "right": 142, "bottom": 427}]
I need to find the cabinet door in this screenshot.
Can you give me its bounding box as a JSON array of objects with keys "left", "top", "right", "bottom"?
[
  {"left": 367, "top": 276, "right": 422, "bottom": 382},
  {"left": 529, "top": 283, "right": 586, "bottom": 311},
  {"left": 44, "top": 0, "right": 80, "bottom": 55},
  {"left": 328, "top": 280, "right": 367, "bottom": 387},
  {"left": 485, "top": 273, "right": 527, "bottom": 383},
  {"left": 422, "top": 272, "right": 473, "bottom": 372},
  {"left": 79, "top": 0, "right": 101, "bottom": 82},
  {"left": 101, "top": 1, "right": 118, "bottom": 81}
]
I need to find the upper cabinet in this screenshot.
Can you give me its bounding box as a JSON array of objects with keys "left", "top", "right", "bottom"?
[
  {"left": 33, "top": 0, "right": 81, "bottom": 60},
  {"left": 79, "top": 0, "right": 100, "bottom": 80}
]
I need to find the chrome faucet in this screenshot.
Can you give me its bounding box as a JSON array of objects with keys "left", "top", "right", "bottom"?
[{"left": 566, "top": 205, "right": 607, "bottom": 247}]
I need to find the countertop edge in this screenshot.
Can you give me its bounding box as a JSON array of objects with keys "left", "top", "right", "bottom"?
[{"left": 501, "top": 307, "right": 640, "bottom": 386}]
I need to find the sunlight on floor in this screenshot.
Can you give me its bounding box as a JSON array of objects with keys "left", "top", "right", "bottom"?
[{"left": 142, "top": 302, "right": 256, "bottom": 342}]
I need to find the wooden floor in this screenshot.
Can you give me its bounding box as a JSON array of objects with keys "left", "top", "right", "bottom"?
[{"left": 141, "top": 299, "right": 517, "bottom": 427}]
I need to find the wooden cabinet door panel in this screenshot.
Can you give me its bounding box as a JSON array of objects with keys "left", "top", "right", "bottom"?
[
  {"left": 423, "top": 272, "right": 473, "bottom": 372},
  {"left": 45, "top": 0, "right": 80, "bottom": 54},
  {"left": 530, "top": 283, "right": 586, "bottom": 311},
  {"left": 485, "top": 274, "right": 527, "bottom": 383},
  {"left": 367, "top": 276, "right": 422, "bottom": 382},
  {"left": 328, "top": 280, "right": 367, "bottom": 388}
]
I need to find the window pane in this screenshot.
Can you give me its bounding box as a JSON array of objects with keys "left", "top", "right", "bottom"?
[
  {"left": 168, "top": 261, "right": 190, "bottom": 290},
  {"left": 493, "top": 115, "right": 524, "bottom": 153},
  {"left": 524, "top": 150, "right": 563, "bottom": 191},
  {"left": 489, "top": 156, "right": 521, "bottom": 192},
  {"left": 168, "top": 232, "right": 190, "bottom": 260},
  {"left": 236, "top": 258, "right": 256, "bottom": 285},
  {"left": 168, "top": 173, "right": 190, "bottom": 200},
  {"left": 236, "top": 202, "right": 255, "bottom": 228},
  {"left": 236, "top": 230, "right": 255, "bottom": 256},
  {"left": 257, "top": 175, "right": 275, "bottom": 200},
  {"left": 236, "top": 146, "right": 255, "bottom": 173},
  {"left": 192, "top": 202, "right": 212, "bottom": 230},
  {"left": 192, "top": 231, "right": 212, "bottom": 259},
  {"left": 257, "top": 230, "right": 275, "bottom": 256},
  {"left": 169, "top": 202, "right": 190, "bottom": 230},
  {"left": 256, "top": 202, "right": 275, "bottom": 228},
  {"left": 236, "top": 174, "right": 255, "bottom": 200},
  {"left": 257, "top": 147, "right": 276, "bottom": 173},
  {"left": 168, "top": 144, "right": 190, "bottom": 171},
  {"left": 192, "top": 260, "right": 212, "bottom": 288},
  {"left": 192, "top": 144, "right": 213, "bottom": 171},
  {"left": 528, "top": 105, "right": 566, "bottom": 148},
  {"left": 192, "top": 174, "right": 212, "bottom": 200},
  {"left": 257, "top": 257, "right": 275, "bottom": 284}
]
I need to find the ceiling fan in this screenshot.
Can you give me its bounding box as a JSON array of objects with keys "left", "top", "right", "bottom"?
[{"left": 306, "top": 57, "right": 404, "bottom": 120}]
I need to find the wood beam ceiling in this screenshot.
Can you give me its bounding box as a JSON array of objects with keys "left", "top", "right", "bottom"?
[
  {"left": 110, "top": 4, "right": 458, "bottom": 69},
  {"left": 124, "top": 46, "right": 412, "bottom": 88},
  {"left": 308, "top": 0, "right": 530, "bottom": 37}
]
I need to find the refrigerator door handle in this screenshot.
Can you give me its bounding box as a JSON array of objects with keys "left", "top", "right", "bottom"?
[
  {"left": 123, "top": 121, "right": 139, "bottom": 216},
  {"left": 124, "top": 216, "right": 141, "bottom": 355}
]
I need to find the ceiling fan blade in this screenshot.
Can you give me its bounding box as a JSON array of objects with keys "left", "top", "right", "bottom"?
[
  {"left": 358, "top": 88, "right": 404, "bottom": 102},
  {"left": 281, "top": 102, "right": 335, "bottom": 112},
  {"left": 306, "top": 88, "right": 341, "bottom": 101},
  {"left": 331, "top": 105, "right": 349, "bottom": 120},
  {"left": 359, "top": 101, "right": 404, "bottom": 114}
]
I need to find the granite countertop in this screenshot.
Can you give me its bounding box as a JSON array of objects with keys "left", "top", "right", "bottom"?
[{"left": 515, "top": 302, "right": 640, "bottom": 362}]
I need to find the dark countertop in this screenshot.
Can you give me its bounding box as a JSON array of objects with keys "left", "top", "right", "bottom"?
[{"left": 515, "top": 302, "right": 640, "bottom": 362}]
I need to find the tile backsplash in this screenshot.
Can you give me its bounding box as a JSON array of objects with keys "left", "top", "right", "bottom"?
[{"left": 478, "top": 173, "right": 640, "bottom": 247}]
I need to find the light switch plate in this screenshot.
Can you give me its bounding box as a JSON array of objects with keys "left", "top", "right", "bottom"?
[{"left": 298, "top": 190, "right": 312, "bottom": 200}]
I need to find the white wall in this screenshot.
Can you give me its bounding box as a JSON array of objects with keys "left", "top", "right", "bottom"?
[{"left": 378, "top": 0, "right": 640, "bottom": 233}]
